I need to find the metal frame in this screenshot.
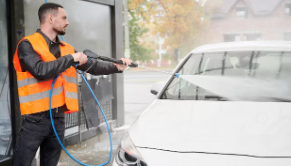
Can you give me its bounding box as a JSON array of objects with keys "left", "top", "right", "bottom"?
[
  {"left": 82, "top": 0, "right": 115, "bottom": 6},
  {"left": 7, "top": 0, "right": 25, "bottom": 147},
  {"left": 111, "top": 0, "right": 125, "bottom": 127},
  {"left": 4, "top": 0, "right": 21, "bottom": 165}
]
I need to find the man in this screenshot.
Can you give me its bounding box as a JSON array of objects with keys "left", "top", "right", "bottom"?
[{"left": 13, "top": 3, "right": 132, "bottom": 166}]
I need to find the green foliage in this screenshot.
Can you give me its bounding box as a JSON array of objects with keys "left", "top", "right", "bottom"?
[
  {"left": 128, "top": 10, "right": 153, "bottom": 61},
  {"left": 123, "top": 1, "right": 153, "bottom": 62}
]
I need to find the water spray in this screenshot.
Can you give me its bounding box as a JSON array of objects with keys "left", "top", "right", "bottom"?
[{"left": 138, "top": 65, "right": 180, "bottom": 78}]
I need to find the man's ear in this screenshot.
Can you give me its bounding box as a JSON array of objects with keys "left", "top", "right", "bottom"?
[{"left": 48, "top": 14, "right": 53, "bottom": 24}]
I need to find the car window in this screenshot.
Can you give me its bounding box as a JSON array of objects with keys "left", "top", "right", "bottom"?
[{"left": 161, "top": 51, "right": 291, "bottom": 101}]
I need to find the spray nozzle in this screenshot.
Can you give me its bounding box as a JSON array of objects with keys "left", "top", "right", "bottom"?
[{"left": 175, "top": 73, "right": 180, "bottom": 78}]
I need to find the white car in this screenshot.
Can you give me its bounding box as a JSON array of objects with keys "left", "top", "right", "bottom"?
[{"left": 113, "top": 41, "right": 291, "bottom": 166}]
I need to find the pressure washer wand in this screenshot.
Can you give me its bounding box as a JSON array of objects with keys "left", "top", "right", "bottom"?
[
  {"left": 83, "top": 49, "right": 138, "bottom": 67},
  {"left": 83, "top": 49, "right": 179, "bottom": 78},
  {"left": 97, "top": 56, "right": 138, "bottom": 68}
]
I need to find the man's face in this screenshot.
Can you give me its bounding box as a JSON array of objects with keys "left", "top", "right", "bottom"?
[{"left": 51, "top": 8, "right": 69, "bottom": 35}]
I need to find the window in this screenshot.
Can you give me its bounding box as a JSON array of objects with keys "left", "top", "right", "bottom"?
[
  {"left": 284, "top": 32, "right": 291, "bottom": 41},
  {"left": 224, "top": 34, "right": 261, "bottom": 42},
  {"left": 245, "top": 34, "right": 261, "bottom": 41},
  {"left": 236, "top": 7, "right": 248, "bottom": 18},
  {"left": 224, "top": 34, "right": 240, "bottom": 42},
  {"left": 285, "top": 4, "right": 291, "bottom": 16},
  {"left": 161, "top": 51, "right": 291, "bottom": 101}
]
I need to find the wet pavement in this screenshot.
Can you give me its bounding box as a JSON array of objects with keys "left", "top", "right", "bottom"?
[
  {"left": 58, "top": 69, "right": 172, "bottom": 166},
  {"left": 58, "top": 131, "right": 124, "bottom": 166}
]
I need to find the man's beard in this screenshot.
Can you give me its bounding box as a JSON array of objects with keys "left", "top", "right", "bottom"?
[{"left": 53, "top": 27, "right": 66, "bottom": 35}]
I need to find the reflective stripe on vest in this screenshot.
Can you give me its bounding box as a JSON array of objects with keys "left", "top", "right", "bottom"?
[
  {"left": 13, "top": 32, "right": 79, "bottom": 115},
  {"left": 19, "top": 86, "right": 64, "bottom": 103},
  {"left": 17, "top": 78, "right": 39, "bottom": 88},
  {"left": 63, "top": 75, "right": 77, "bottom": 84}
]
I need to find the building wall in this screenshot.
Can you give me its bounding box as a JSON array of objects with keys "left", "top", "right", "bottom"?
[{"left": 200, "top": 0, "right": 291, "bottom": 45}]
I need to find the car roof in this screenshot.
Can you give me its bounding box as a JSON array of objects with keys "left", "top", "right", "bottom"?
[{"left": 191, "top": 41, "right": 291, "bottom": 53}]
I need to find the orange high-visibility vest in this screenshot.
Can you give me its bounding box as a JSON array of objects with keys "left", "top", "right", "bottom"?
[{"left": 13, "top": 32, "right": 79, "bottom": 115}]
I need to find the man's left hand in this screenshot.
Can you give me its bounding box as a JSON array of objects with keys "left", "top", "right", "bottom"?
[{"left": 113, "top": 58, "right": 132, "bottom": 71}]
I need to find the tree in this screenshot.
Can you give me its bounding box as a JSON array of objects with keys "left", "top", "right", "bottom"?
[
  {"left": 127, "top": 9, "right": 153, "bottom": 61},
  {"left": 129, "top": 0, "right": 206, "bottom": 62}
]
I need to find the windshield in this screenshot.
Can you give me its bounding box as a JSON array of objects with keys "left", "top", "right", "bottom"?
[{"left": 161, "top": 51, "right": 291, "bottom": 101}]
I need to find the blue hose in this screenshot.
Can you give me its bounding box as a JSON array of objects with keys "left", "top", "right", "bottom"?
[
  {"left": 45, "top": 1, "right": 112, "bottom": 165},
  {"left": 49, "top": 70, "right": 113, "bottom": 166}
]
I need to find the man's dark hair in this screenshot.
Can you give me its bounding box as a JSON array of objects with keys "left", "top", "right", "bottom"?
[{"left": 38, "top": 3, "right": 63, "bottom": 23}]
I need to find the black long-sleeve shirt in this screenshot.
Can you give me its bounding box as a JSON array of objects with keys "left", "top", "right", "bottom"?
[{"left": 18, "top": 29, "right": 120, "bottom": 80}]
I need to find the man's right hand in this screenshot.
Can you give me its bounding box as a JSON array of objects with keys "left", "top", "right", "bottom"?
[{"left": 71, "top": 52, "right": 88, "bottom": 66}]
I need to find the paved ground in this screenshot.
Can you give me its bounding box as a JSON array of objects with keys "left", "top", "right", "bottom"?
[{"left": 58, "top": 68, "right": 172, "bottom": 166}]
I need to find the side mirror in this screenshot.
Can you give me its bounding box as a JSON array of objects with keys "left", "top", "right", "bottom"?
[{"left": 150, "top": 81, "right": 165, "bottom": 95}]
